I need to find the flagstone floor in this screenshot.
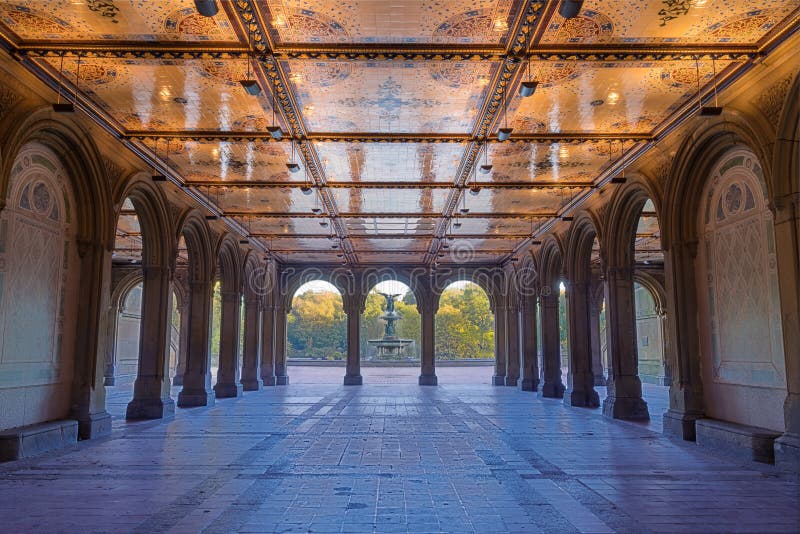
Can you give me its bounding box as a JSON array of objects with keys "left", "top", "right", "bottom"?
[{"left": 0, "top": 370, "right": 797, "bottom": 533}]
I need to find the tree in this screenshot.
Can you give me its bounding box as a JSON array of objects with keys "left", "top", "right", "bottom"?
[
  {"left": 287, "top": 289, "right": 346, "bottom": 360},
  {"left": 435, "top": 283, "right": 494, "bottom": 360}
]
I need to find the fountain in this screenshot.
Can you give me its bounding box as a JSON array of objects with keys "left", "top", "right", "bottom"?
[{"left": 367, "top": 292, "right": 414, "bottom": 360}]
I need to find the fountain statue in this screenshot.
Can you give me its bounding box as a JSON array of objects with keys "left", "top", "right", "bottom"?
[{"left": 367, "top": 292, "right": 415, "bottom": 360}]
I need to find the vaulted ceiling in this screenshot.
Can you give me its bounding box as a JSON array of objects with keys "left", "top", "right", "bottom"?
[{"left": 1, "top": 0, "right": 797, "bottom": 266}]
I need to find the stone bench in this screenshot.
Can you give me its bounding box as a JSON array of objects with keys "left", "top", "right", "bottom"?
[
  {"left": 696, "top": 418, "right": 782, "bottom": 464},
  {"left": 0, "top": 420, "right": 78, "bottom": 462}
]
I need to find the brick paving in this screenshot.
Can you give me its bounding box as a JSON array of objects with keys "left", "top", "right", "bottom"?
[{"left": 0, "top": 368, "right": 797, "bottom": 533}]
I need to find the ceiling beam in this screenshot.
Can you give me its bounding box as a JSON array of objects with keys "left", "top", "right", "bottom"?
[
  {"left": 187, "top": 180, "right": 594, "bottom": 190},
  {"left": 223, "top": 211, "right": 558, "bottom": 219}
]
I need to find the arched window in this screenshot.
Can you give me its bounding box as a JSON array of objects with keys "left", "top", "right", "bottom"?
[{"left": 697, "top": 148, "right": 786, "bottom": 431}]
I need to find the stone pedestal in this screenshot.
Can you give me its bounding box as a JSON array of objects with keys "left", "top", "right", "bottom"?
[
  {"left": 126, "top": 396, "right": 175, "bottom": 420},
  {"left": 273, "top": 305, "right": 289, "bottom": 385},
  {"left": 419, "top": 304, "right": 438, "bottom": 386},
  {"left": 493, "top": 306, "right": 507, "bottom": 386},
  {"left": 520, "top": 296, "right": 539, "bottom": 392},
  {"left": 344, "top": 301, "right": 363, "bottom": 386},
  {"left": 177, "top": 278, "right": 215, "bottom": 408},
  {"left": 505, "top": 305, "right": 520, "bottom": 387},
  {"left": 540, "top": 292, "right": 564, "bottom": 398},
  {"left": 240, "top": 297, "right": 262, "bottom": 392},
  {"left": 260, "top": 304, "right": 276, "bottom": 387},
  {"left": 214, "top": 290, "right": 243, "bottom": 399},
  {"left": 564, "top": 281, "right": 600, "bottom": 408}
]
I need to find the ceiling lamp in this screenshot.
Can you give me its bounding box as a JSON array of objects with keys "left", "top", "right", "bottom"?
[
  {"left": 194, "top": 0, "right": 219, "bottom": 17},
  {"left": 519, "top": 60, "right": 538, "bottom": 98},
  {"left": 559, "top": 0, "right": 584, "bottom": 19},
  {"left": 151, "top": 139, "right": 167, "bottom": 181},
  {"left": 267, "top": 89, "right": 282, "bottom": 140},
  {"left": 53, "top": 54, "right": 76, "bottom": 113},
  {"left": 470, "top": 146, "right": 483, "bottom": 195},
  {"left": 239, "top": 30, "right": 261, "bottom": 96},
  {"left": 697, "top": 57, "right": 723, "bottom": 116},
  {"left": 287, "top": 139, "right": 301, "bottom": 173},
  {"left": 611, "top": 140, "right": 628, "bottom": 184},
  {"left": 479, "top": 139, "right": 493, "bottom": 174},
  {"left": 497, "top": 87, "right": 513, "bottom": 141}
]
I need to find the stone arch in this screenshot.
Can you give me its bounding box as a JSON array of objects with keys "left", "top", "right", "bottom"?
[
  {"left": 565, "top": 210, "right": 602, "bottom": 284},
  {"left": 361, "top": 267, "right": 427, "bottom": 313},
  {"left": 174, "top": 210, "right": 214, "bottom": 284},
  {"left": 536, "top": 234, "right": 566, "bottom": 398},
  {"left": 282, "top": 266, "right": 351, "bottom": 311},
  {"left": 537, "top": 234, "right": 565, "bottom": 295},
  {"left": 216, "top": 233, "right": 243, "bottom": 294},
  {"left": 605, "top": 176, "right": 665, "bottom": 270},
  {"left": 434, "top": 268, "right": 499, "bottom": 313}
]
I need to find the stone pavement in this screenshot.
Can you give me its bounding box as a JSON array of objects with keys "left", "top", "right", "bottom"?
[{"left": 1, "top": 379, "right": 798, "bottom": 533}]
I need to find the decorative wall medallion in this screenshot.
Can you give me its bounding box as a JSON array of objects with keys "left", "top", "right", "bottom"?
[
  {"left": 554, "top": 9, "right": 614, "bottom": 42},
  {"left": 755, "top": 71, "right": 797, "bottom": 126}
]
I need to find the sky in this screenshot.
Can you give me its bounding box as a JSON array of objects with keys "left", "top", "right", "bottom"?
[{"left": 295, "top": 279, "right": 475, "bottom": 296}]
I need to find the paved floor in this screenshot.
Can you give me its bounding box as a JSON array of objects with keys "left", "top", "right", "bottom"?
[{"left": 1, "top": 374, "right": 797, "bottom": 533}]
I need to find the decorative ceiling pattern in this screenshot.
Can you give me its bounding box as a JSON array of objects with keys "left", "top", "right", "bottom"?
[{"left": 1, "top": 0, "right": 797, "bottom": 265}]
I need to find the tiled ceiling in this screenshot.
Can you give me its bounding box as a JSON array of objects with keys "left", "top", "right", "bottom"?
[{"left": 1, "top": 0, "right": 797, "bottom": 265}]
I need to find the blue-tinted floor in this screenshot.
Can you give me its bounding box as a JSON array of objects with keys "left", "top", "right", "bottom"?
[{"left": 0, "top": 380, "right": 797, "bottom": 533}]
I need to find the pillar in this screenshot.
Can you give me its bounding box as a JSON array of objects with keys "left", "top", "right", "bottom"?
[
  {"left": 240, "top": 294, "right": 262, "bottom": 391},
  {"left": 103, "top": 303, "right": 120, "bottom": 386},
  {"left": 343, "top": 299, "right": 364, "bottom": 385},
  {"left": 260, "top": 303, "right": 276, "bottom": 386},
  {"left": 563, "top": 281, "right": 600, "bottom": 408},
  {"left": 172, "top": 297, "right": 190, "bottom": 386},
  {"left": 126, "top": 264, "right": 176, "bottom": 419},
  {"left": 773, "top": 190, "right": 800, "bottom": 470},
  {"left": 273, "top": 304, "right": 289, "bottom": 385},
  {"left": 419, "top": 301, "right": 438, "bottom": 386},
  {"left": 505, "top": 304, "right": 521, "bottom": 387},
  {"left": 493, "top": 305, "right": 507, "bottom": 386},
  {"left": 177, "top": 277, "right": 215, "bottom": 407},
  {"left": 603, "top": 265, "right": 649, "bottom": 420},
  {"left": 520, "top": 295, "right": 539, "bottom": 392},
  {"left": 214, "top": 289, "right": 243, "bottom": 398},
  {"left": 589, "top": 278, "right": 606, "bottom": 386},
  {"left": 540, "top": 291, "right": 565, "bottom": 398},
  {"left": 661, "top": 240, "right": 704, "bottom": 439}
]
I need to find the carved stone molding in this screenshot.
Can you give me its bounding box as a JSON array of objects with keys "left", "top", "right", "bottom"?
[
  {"left": 101, "top": 157, "right": 124, "bottom": 184},
  {"left": 755, "top": 70, "right": 799, "bottom": 127},
  {"left": 0, "top": 86, "right": 21, "bottom": 119}
]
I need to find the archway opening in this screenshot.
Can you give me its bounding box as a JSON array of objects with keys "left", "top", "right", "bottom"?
[
  {"left": 286, "top": 280, "right": 347, "bottom": 384},
  {"left": 435, "top": 281, "right": 495, "bottom": 384},
  {"left": 360, "top": 280, "right": 421, "bottom": 384},
  {"left": 558, "top": 280, "right": 568, "bottom": 386}
]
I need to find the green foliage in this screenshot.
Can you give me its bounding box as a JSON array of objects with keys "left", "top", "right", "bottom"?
[
  {"left": 287, "top": 290, "right": 346, "bottom": 360},
  {"left": 210, "top": 281, "right": 221, "bottom": 368},
  {"left": 435, "top": 284, "right": 494, "bottom": 360}
]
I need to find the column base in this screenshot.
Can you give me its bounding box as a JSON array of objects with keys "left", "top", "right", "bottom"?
[
  {"left": 214, "top": 382, "right": 243, "bottom": 399},
  {"left": 505, "top": 376, "right": 519, "bottom": 387},
  {"left": 520, "top": 378, "right": 539, "bottom": 392},
  {"left": 775, "top": 433, "right": 800, "bottom": 472},
  {"left": 564, "top": 387, "right": 600, "bottom": 408},
  {"left": 172, "top": 374, "right": 184, "bottom": 387},
  {"left": 344, "top": 374, "right": 363, "bottom": 385},
  {"left": 126, "top": 397, "right": 176, "bottom": 420},
  {"left": 492, "top": 375, "right": 505, "bottom": 386},
  {"left": 177, "top": 388, "right": 215, "bottom": 408},
  {"left": 261, "top": 375, "right": 277, "bottom": 386},
  {"left": 74, "top": 411, "right": 113, "bottom": 440},
  {"left": 241, "top": 379, "right": 263, "bottom": 392},
  {"left": 663, "top": 409, "right": 702, "bottom": 441},
  {"left": 419, "top": 374, "right": 438, "bottom": 386},
  {"left": 275, "top": 375, "right": 289, "bottom": 385},
  {"left": 603, "top": 394, "right": 649, "bottom": 421},
  {"left": 540, "top": 380, "right": 565, "bottom": 398}
]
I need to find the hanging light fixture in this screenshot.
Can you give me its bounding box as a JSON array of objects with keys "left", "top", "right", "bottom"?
[
  {"left": 194, "top": 0, "right": 219, "bottom": 17},
  {"left": 559, "top": 0, "right": 584, "bottom": 19},
  {"left": 239, "top": 29, "right": 262, "bottom": 96},
  {"left": 459, "top": 193, "right": 470, "bottom": 215},
  {"left": 470, "top": 146, "right": 483, "bottom": 195},
  {"left": 287, "top": 139, "right": 301, "bottom": 174},
  {"left": 519, "top": 59, "right": 538, "bottom": 98},
  {"left": 497, "top": 87, "right": 513, "bottom": 141},
  {"left": 698, "top": 56, "right": 723, "bottom": 116},
  {"left": 267, "top": 88, "right": 283, "bottom": 140},
  {"left": 53, "top": 53, "right": 75, "bottom": 113},
  {"left": 479, "top": 139, "right": 493, "bottom": 174},
  {"left": 205, "top": 186, "right": 218, "bottom": 219},
  {"left": 151, "top": 139, "right": 167, "bottom": 182}
]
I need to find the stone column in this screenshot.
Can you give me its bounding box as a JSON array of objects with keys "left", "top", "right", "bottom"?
[
  {"left": 520, "top": 295, "right": 539, "bottom": 392},
  {"left": 240, "top": 295, "right": 262, "bottom": 391},
  {"left": 177, "top": 277, "right": 215, "bottom": 407},
  {"left": 661, "top": 240, "right": 704, "bottom": 439},
  {"left": 273, "top": 304, "right": 289, "bottom": 385},
  {"left": 563, "top": 281, "right": 600, "bottom": 408},
  {"left": 172, "top": 298, "right": 190, "bottom": 386},
  {"left": 773, "top": 191, "right": 800, "bottom": 470},
  {"left": 589, "top": 277, "right": 606, "bottom": 386},
  {"left": 419, "top": 302, "right": 438, "bottom": 385},
  {"left": 540, "top": 291, "right": 565, "bottom": 398},
  {"left": 126, "top": 264, "right": 176, "bottom": 419},
  {"left": 103, "top": 303, "right": 121, "bottom": 386},
  {"left": 603, "top": 265, "right": 649, "bottom": 420},
  {"left": 344, "top": 299, "right": 364, "bottom": 385},
  {"left": 214, "top": 290, "right": 243, "bottom": 398},
  {"left": 70, "top": 241, "right": 112, "bottom": 439},
  {"left": 505, "top": 304, "right": 521, "bottom": 386},
  {"left": 260, "top": 303, "right": 276, "bottom": 386},
  {"left": 493, "top": 305, "right": 507, "bottom": 386}
]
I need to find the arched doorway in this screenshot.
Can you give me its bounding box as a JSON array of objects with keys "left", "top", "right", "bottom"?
[
  {"left": 435, "top": 281, "right": 495, "bottom": 384},
  {"left": 361, "top": 280, "right": 421, "bottom": 384},
  {"left": 286, "top": 280, "right": 347, "bottom": 384}
]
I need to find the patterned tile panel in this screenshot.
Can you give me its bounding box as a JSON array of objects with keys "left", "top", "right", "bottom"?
[
  {"left": 284, "top": 59, "right": 498, "bottom": 133},
  {"left": 477, "top": 142, "right": 610, "bottom": 183},
  {"left": 541, "top": 0, "right": 798, "bottom": 45},
  {"left": 343, "top": 217, "right": 439, "bottom": 236},
  {"left": 330, "top": 188, "right": 450, "bottom": 214},
  {"left": 211, "top": 186, "right": 317, "bottom": 214},
  {"left": 460, "top": 187, "right": 585, "bottom": 215},
  {"left": 259, "top": 0, "right": 521, "bottom": 45},
  {"left": 0, "top": 1, "right": 239, "bottom": 42}
]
